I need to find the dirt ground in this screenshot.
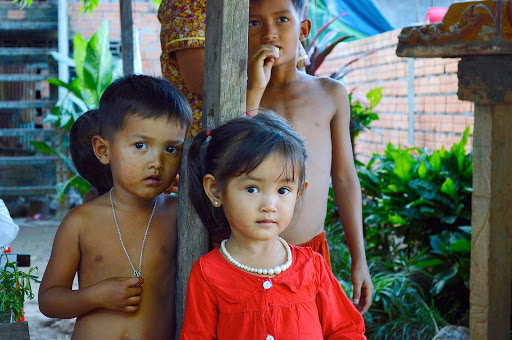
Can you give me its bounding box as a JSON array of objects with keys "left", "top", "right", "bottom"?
[{"left": 9, "top": 218, "right": 76, "bottom": 340}]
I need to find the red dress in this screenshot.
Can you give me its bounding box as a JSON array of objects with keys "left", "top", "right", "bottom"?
[{"left": 180, "top": 244, "right": 366, "bottom": 340}]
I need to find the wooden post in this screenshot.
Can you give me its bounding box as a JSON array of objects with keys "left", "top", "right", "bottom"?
[
  {"left": 470, "top": 102, "right": 512, "bottom": 339},
  {"left": 458, "top": 56, "right": 512, "bottom": 339},
  {"left": 202, "top": 0, "right": 249, "bottom": 129},
  {"left": 396, "top": 2, "right": 512, "bottom": 337},
  {"left": 119, "top": 0, "right": 134, "bottom": 75},
  {"left": 175, "top": 0, "right": 248, "bottom": 338}
]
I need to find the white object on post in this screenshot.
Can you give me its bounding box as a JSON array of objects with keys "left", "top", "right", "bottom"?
[{"left": 0, "top": 199, "right": 19, "bottom": 248}]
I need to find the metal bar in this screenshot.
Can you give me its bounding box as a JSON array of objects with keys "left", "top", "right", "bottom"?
[
  {"left": 0, "top": 156, "right": 58, "bottom": 165},
  {"left": 0, "top": 100, "right": 56, "bottom": 109},
  {"left": 58, "top": 0, "right": 69, "bottom": 100},
  {"left": 0, "top": 74, "right": 56, "bottom": 82},
  {"left": 0, "top": 186, "right": 56, "bottom": 196},
  {"left": 0, "top": 48, "right": 53, "bottom": 56},
  {"left": 407, "top": 58, "right": 415, "bottom": 146},
  {"left": 0, "top": 22, "right": 57, "bottom": 30},
  {"left": 120, "top": 0, "right": 134, "bottom": 75},
  {"left": 0, "top": 129, "right": 55, "bottom": 137}
]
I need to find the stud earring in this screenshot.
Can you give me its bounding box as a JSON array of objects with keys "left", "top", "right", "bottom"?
[{"left": 214, "top": 201, "right": 219, "bottom": 206}]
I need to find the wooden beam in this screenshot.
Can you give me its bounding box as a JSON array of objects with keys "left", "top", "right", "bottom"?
[
  {"left": 119, "top": 0, "right": 134, "bottom": 75},
  {"left": 470, "top": 102, "right": 512, "bottom": 339},
  {"left": 202, "top": 0, "right": 249, "bottom": 129},
  {"left": 175, "top": 139, "right": 208, "bottom": 339},
  {"left": 175, "top": 0, "right": 249, "bottom": 338}
]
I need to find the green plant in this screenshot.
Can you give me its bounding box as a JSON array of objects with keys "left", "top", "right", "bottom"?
[
  {"left": 0, "top": 252, "right": 39, "bottom": 322},
  {"left": 30, "top": 21, "right": 120, "bottom": 200},
  {"left": 365, "top": 261, "right": 447, "bottom": 339},
  {"left": 78, "top": 0, "right": 161, "bottom": 13},
  {"left": 349, "top": 88, "right": 381, "bottom": 160},
  {"left": 358, "top": 126, "right": 472, "bottom": 255},
  {"left": 414, "top": 227, "right": 471, "bottom": 325},
  {"left": 325, "top": 129, "right": 472, "bottom": 335},
  {"left": 11, "top": 0, "right": 33, "bottom": 8}
]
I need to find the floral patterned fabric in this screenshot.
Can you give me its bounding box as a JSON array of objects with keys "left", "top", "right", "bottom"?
[
  {"left": 158, "top": 0, "right": 206, "bottom": 138},
  {"left": 159, "top": 0, "right": 310, "bottom": 137}
]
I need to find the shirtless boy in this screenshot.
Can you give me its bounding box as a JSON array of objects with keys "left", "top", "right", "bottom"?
[
  {"left": 39, "top": 75, "right": 192, "bottom": 339},
  {"left": 246, "top": 0, "right": 374, "bottom": 313}
]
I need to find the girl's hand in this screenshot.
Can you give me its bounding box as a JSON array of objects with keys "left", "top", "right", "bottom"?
[
  {"left": 247, "top": 44, "right": 279, "bottom": 92},
  {"left": 351, "top": 264, "right": 373, "bottom": 314},
  {"left": 91, "top": 277, "right": 144, "bottom": 313}
]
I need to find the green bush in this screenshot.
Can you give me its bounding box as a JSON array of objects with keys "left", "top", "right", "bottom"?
[
  {"left": 30, "top": 22, "right": 120, "bottom": 200},
  {"left": 359, "top": 126, "right": 472, "bottom": 256},
  {"left": 326, "top": 127, "right": 472, "bottom": 337}
]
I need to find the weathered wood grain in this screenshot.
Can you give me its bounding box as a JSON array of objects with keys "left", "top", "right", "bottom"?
[
  {"left": 470, "top": 103, "right": 512, "bottom": 339},
  {"left": 202, "top": 0, "right": 249, "bottom": 130},
  {"left": 175, "top": 1, "right": 249, "bottom": 337}
]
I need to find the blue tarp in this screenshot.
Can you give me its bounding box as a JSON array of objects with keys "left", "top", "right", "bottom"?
[{"left": 309, "top": 0, "right": 394, "bottom": 37}]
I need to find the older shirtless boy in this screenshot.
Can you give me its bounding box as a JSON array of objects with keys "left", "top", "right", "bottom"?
[
  {"left": 39, "top": 75, "right": 192, "bottom": 339},
  {"left": 246, "top": 0, "right": 374, "bottom": 313}
]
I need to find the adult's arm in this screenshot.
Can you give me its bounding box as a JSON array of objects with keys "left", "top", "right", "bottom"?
[{"left": 175, "top": 47, "right": 205, "bottom": 97}]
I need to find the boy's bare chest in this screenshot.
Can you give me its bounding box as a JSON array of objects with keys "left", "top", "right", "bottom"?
[{"left": 78, "top": 217, "right": 176, "bottom": 282}]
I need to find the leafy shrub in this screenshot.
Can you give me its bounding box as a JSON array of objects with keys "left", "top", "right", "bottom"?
[
  {"left": 326, "top": 127, "right": 472, "bottom": 336},
  {"left": 349, "top": 88, "right": 381, "bottom": 160},
  {"left": 414, "top": 227, "right": 471, "bottom": 325},
  {"left": 30, "top": 22, "right": 120, "bottom": 200},
  {"left": 359, "top": 126, "right": 472, "bottom": 256}
]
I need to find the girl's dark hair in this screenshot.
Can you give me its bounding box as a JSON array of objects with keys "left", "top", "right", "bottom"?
[
  {"left": 69, "top": 109, "right": 113, "bottom": 195},
  {"left": 99, "top": 74, "right": 192, "bottom": 141},
  {"left": 188, "top": 110, "right": 308, "bottom": 239}
]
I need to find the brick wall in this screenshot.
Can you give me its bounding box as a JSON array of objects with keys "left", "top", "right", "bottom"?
[
  {"left": 68, "top": 1, "right": 162, "bottom": 76},
  {"left": 66, "top": 8, "right": 474, "bottom": 161},
  {"left": 318, "top": 29, "right": 474, "bottom": 161}
]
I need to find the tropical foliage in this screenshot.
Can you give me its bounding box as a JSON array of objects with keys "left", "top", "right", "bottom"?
[
  {"left": 349, "top": 88, "right": 381, "bottom": 159},
  {"left": 326, "top": 127, "right": 472, "bottom": 338},
  {"left": 30, "top": 22, "right": 120, "bottom": 200}
]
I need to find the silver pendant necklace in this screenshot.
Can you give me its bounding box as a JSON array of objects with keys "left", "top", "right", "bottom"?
[{"left": 109, "top": 188, "right": 157, "bottom": 277}]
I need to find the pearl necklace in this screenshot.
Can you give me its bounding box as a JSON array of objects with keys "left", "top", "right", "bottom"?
[{"left": 220, "top": 237, "right": 292, "bottom": 276}]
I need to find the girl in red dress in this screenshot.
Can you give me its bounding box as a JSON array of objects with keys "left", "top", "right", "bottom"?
[{"left": 182, "top": 111, "right": 366, "bottom": 339}]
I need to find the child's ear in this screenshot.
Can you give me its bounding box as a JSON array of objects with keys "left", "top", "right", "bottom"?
[
  {"left": 203, "top": 174, "right": 223, "bottom": 207},
  {"left": 299, "top": 18, "right": 312, "bottom": 42},
  {"left": 92, "top": 135, "right": 111, "bottom": 165},
  {"left": 297, "top": 180, "right": 308, "bottom": 200}
]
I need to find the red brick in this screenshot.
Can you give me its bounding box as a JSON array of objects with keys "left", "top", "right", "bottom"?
[
  {"left": 445, "top": 60, "right": 459, "bottom": 73},
  {"left": 7, "top": 10, "right": 26, "bottom": 20}
]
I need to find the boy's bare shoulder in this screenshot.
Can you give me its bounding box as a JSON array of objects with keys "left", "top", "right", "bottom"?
[
  {"left": 306, "top": 74, "right": 348, "bottom": 98},
  {"left": 58, "top": 194, "right": 110, "bottom": 232}
]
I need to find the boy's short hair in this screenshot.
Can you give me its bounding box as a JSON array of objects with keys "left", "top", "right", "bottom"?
[
  {"left": 250, "top": 0, "right": 306, "bottom": 16},
  {"left": 99, "top": 74, "right": 193, "bottom": 141},
  {"left": 69, "top": 109, "right": 113, "bottom": 195}
]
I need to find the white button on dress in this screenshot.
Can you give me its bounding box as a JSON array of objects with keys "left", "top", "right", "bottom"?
[
  {"left": 263, "top": 281, "right": 272, "bottom": 289},
  {"left": 266, "top": 335, "right": 275, "bottom": 340}
]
